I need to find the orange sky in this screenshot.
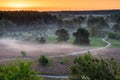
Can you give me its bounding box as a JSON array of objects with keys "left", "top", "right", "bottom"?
[{"left": 0, "top": 0, "right": 120, "bottom": 11}]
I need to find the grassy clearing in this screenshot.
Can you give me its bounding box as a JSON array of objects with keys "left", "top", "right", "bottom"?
[
  {"left": 108, "top": 39, "right": 120, "bottom": 48},
  {"left": 46, "top": 35, "right": 106, "bottom": 47},
  {"left": 90, "top": 37, "right": 106, "bottom": 47},
  {"left": 46, "top": 35, "right": 75, "bottom": 43},
  {"left": 46, "top": 35, "right": 58, "bottom": 43}
]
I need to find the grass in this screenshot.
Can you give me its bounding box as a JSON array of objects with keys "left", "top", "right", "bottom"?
[
  {"left": 107, "top": 39, "right": 120, "bottom": 48},
  {"left": 46, "top": 35, "right": 106, "bottom": 47},
  {"left": 90, "top": 37, "right": 106, "bottom": 47},
  {"left": 46, "top": 35, "right": 58, "bottom": 43},
  {"left": 46, "top": 35, "right": 75, "bottom": 43}
]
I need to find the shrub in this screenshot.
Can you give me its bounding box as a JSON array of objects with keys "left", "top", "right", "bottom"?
[
  {"left": 39, "top": 55, "right": 49, "bottom": 66},
  {"left": 0, "top": 60, "right": 43, "bottom": 80},
  {"left": 21, "top": 51, "right": 27, "bottom": 57},
  {"left": 69, "top": 54, "right": 120, "bottom": 80}
]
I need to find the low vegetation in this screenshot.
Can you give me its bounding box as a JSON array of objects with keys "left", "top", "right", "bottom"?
[
  {"left": 108, "top": 39, "right": 120, "bottom": 48},
  {"left": 90, "top": 37, "right": 106, "bottom": 47},
  {"left": 69, "top": 54, "right": 120, "bottom": 80},
  {"left": 21, "top": 51, "right": 27, "bottom": 57},
  {"left": 0, "top": 60, "right": 43, "bottom": 80},
  {"left": 38, "top": 55, "right": 49, "bottom": 66}
]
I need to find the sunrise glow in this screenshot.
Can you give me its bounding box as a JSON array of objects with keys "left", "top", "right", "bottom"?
[
  {"left": 8, "top": 3, "right": 29, "bottom": 8},
  {"left": 0, "top": 0, "right": 120, "bottom": 11}
]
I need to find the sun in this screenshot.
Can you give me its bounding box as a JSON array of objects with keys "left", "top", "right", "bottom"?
[
  {"left": 6, "top": 1, "right": 30, "bottom": 10},
  {"left": 9, "top": 3, "right": 28, "bottom": 8},
  {"left": 10, "top": 3, "right": 27, "bottom": 8}
]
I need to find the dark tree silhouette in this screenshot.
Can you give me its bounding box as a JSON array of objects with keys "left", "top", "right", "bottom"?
[
  {"left": 0, "top": 19, "right": 5, "bottom": 36},
  {"left": 0, "top": 11, "right": 58, "bottom": 31},
  {"left": 87, "top": 16, "right": 108, "bottom": 29},
  {"left": 55, "top": 29, "right": 69, "bottom": 42},
  {"left": 89, "top": 26, "right": 98, "bottom": 37},
  {"left": 40, "top": 36, "right": 46, "bottom": 43},
  {"left": 36, "top": 36, "right": 46, "bottom": 43},
  {"left": 112, "top": 23, "right": 120, "bottom": 32},
  {"left": 73, "top": 28, "right": 90, "bottom": 45}
]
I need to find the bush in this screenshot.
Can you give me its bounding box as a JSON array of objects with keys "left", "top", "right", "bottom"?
[
  {"left": 69, "top": 54, "right": 120, "bottom": 80},
  {"left": 21, "top": 51, "right": 27, "bottom": 57},
  {"left": 39, "top": 55, "right": 49, "bottom": 66},
  {"left": 0, "top": 60, "right": 43, "bottom": 80}
]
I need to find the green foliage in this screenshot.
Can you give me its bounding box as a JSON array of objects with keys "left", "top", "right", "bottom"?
[
  {"left": 73, "top": 28, "right": 90, "bottom": 45},
  {"left": 0, "top": 19, "right": 5, "bottom": 36},
  {"left": 55, "top": 29, "right": 69, "bottom": 42},
  {"left": 46, "top": 35, "right": 57, "bottom": 43},
  {"left": 112, "top": 24, "right": 120, "bottom": 32},
  {"left": 40, "top": 37, "right": 46, "bottom": 44},
  {"left": 36, "top": 37, "right": 46, "bottom": 44},
  {"left": 108, "top": 39, "right": 120, "bottom": 48},
  {"left": 87, "top": 16, "right": 108, "bottom": 29},
  {"left": 89, "top": 26, "right": 98, "bottom": 37},
  {"left": 69, "top": 54, "right": 120, "bottom": 80},
  {"left": 39, "top": 55, "right": 49, "bottom": 66},
  {"left": 108, "top": 32, "right": 120, "bottom": 40},
  {"left": 90, "top": 37, "right": 106, "bottom": 47},
  {"left": 0, "top": 60, "right": 43, "bottom": 80}
]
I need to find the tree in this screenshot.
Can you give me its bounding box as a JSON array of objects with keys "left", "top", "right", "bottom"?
[
  {"left": 87, "top": 16, "right": 108, "bottom": 29},
  {"left": 69, "top": 54, "right": 120, "bottom": 80},
  {"left": 55, "top": 29, "right": 69, "bottom": 42},
  {"left": 112, "top": 23, "right": 120, "bottom": 32},
  {"left": 73, "top": 28, "right": 90, "bottom": 45},
  {"left": 40, "top": 37, "right": 46, "bottom": 44},
  {"left": 36, "top": 36, "right": 46, "bottom": 44},
  {"left": 89, "top": 26, "right": 98, "bottom": 37},
  {"left": 0, "top": 19, "right": 5, "bottom": 36},
  {"left": 0, "top": 60, "right": 43, "bottom": 80}
]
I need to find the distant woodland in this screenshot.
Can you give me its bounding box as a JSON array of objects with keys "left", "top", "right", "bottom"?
[{"left": 0, "top": 10, "right": 120, "bottom": 39}]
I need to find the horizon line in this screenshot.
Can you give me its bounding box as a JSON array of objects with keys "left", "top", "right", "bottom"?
[{"left": 0, "top": 9, "right": 120, "bottom": 12}]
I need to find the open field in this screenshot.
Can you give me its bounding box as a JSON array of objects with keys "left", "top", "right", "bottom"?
[
  {"left": 0, "top": 38, "right": 96, "bottom": 58},
  {"left": 46, "top": 35, "right": 106, "bottom": 47}
]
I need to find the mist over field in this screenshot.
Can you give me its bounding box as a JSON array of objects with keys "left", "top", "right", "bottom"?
[
  {"left": 0, "top": 38, "right": 91, "bottom": 58},
  {"left": 0, "top": 10, "right": 120, "bottom": 80}
]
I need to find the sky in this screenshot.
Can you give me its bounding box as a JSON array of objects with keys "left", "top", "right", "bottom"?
[{"left": 0, "top": 0, "right": 120, "bottom": 11}]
